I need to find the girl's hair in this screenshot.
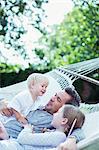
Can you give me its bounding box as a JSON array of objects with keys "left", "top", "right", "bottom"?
[
  {"left": 62, "top": 104, "right": 85, "bottom": 134},
  {"left": 27, "top": 73, "right": 49, "bottom": 88}
]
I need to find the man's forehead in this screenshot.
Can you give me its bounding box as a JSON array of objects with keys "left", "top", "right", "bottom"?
[
  {"left": 57, "top": 91, "right": 72, "bottom": 102},
  {"left": 56, "top": 91, "right": 66, "bottom": 99},
  {"left": 57, "top": 91, "right": 66, "bottom": 96}
]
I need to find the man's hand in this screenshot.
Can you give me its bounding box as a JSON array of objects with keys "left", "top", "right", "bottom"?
[
  {"left": 0, "top": 108, "right": 13, "bottom": 117},
  {"left": 57, "top": 137, "right": 77, "bottom": 150},
  {"left": 17, "top": 116, "right": 28, "bottom": 124}
]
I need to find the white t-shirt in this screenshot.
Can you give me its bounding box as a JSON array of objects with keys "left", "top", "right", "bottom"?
[{"left": 7, "top": 90, "right": 42, "bottom": 116}]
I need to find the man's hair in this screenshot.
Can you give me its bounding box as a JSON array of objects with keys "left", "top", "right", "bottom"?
[
  {"left": 27, "top": 73, "right": 49, "bottom": 88},
  {"left": 65, "top": 87, "right": 81, "bottom": 107},
  {"left": 63, "top": 104, "right": 85, "bottom": 134}
]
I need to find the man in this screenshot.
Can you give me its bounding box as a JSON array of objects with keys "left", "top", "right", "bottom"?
[{"left": 0, "top": 87, "right": 84, "bottom": 150}]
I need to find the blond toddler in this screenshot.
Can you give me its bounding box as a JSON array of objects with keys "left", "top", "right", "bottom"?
[{"left": 1, "top": 73, "right": 49, "bottom": 124}]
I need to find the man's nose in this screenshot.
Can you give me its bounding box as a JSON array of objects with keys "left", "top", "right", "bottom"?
[{"left": 51, "top": 96, "right": 56, "bottom": 102}]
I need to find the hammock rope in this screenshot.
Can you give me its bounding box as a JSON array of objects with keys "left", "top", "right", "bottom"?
[
  {"left": 48, "top": 58, "right": 99, "bottom": 89},
  {"left": 63, "top": 58, "right": 99, "bottom": 71},
  {"left": 57, "top": 68, "right": 99, "bottom": 86}
]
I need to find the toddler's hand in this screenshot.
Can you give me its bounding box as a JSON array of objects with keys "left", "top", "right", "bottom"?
[{"left": 0, "top": 108, "right": 13, "bottom": 117}]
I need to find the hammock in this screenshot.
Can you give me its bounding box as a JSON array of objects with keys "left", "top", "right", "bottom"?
[
  {"left": 0, "top": 58, "right": 99, "bottom": 150},
  {"left": 48, "top": 57, "right": 99, "bottom": 89}
]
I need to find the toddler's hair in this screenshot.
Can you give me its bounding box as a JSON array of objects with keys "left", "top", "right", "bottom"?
[
  {"left": 63, "top": 104, "right": 85, "bottom": 134},
  {"left": 27, "top": 73, "right": 49, "bottom": 88}
]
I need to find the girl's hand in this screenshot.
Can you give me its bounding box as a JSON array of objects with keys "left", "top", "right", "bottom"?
[{"left": 57, "top": 137, "right": 77, "bottom": 150}]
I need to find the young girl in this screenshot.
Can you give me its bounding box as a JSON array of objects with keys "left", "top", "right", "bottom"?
[
  {"left": 0, "top": 73, "right": 49, "bottom": 124},
  {"left": 16, "top": 105, "right": 85, "bottom": 149}
]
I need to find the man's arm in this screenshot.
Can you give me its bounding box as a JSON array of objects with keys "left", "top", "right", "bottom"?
[{"left": 12, "top": 108, "right": 28, "bottom": 124}]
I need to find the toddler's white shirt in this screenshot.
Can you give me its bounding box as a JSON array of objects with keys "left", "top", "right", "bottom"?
[{"left": 7, "top": 90, "right": 42, "bottom": 116}]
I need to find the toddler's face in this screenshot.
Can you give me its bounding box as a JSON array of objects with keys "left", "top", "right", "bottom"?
[{"left": 33, "top": 80, "right": 48, "bottom": 96}]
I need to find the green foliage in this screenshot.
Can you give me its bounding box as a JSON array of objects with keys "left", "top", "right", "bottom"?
[
  {"left": 0, "top": 0, "right": 48, "bottom": 61},
  {"left": 0, "top": 63, "right": 21, "bottom": 73},
  {"left": 0, "top": 64, "right": 51, "bottom": 87},
  {"left": 58, "top": 6, "right": 98, "bottom": 64},
  {"left": 39, "top": 0, "right": 98, "bottom": 67},
  {"left": 34, "top": 48, "right": 45, "bottom": 59}
]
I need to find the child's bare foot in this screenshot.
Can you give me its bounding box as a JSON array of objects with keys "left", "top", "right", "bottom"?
[{"left": 0, "top": 121, "right": 9, "bottom": 140}]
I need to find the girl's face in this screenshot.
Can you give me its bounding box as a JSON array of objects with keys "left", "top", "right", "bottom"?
[
  {"left": 31, "top": 80, "right": 48, "bottom": 96},
  {"left": 51, "top": 105, "right": 65, "bottom": 129}
]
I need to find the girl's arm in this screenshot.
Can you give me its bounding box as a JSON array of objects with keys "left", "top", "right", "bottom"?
[{"left": 17, "top": 127, "right": 66, "bottom": 147}]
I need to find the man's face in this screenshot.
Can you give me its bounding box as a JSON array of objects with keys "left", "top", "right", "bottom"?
[{"left": 45, "top": 91, "right": 72, "bottom": 114}]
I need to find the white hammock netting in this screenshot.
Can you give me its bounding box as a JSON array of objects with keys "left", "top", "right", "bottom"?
[
  {"left": 48, "top": 57, "right": 99, "bottom": 89},
  {"left": 0, "top": 58, "right": 99, "bottom": 150}
]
